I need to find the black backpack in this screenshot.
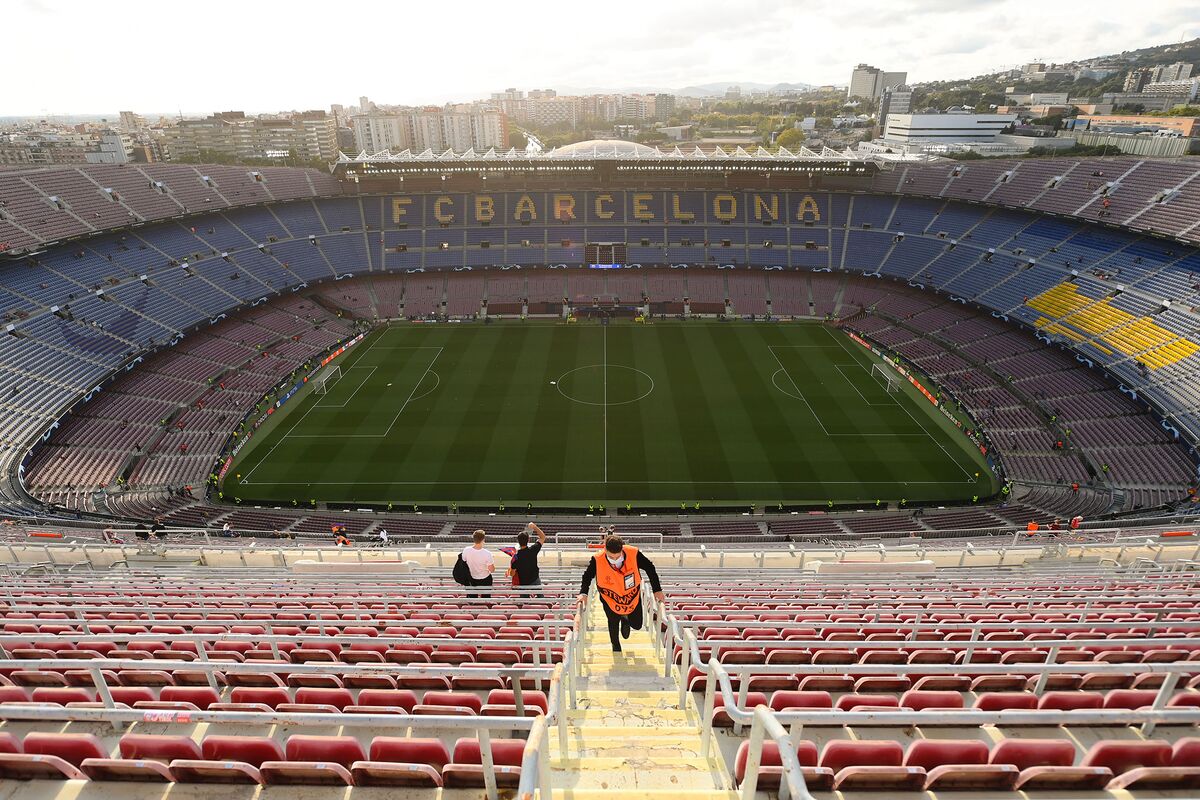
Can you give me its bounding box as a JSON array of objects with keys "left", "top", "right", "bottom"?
[{"left": 452, "top": 553, "right": 471, "bottom": 585}]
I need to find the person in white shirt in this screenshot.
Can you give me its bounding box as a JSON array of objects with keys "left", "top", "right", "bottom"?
[
  {"left": 378, "top": 528, "right": 389, "bottom": 546},
  {"left": 461, "top": 529, "right": 495, "bottom": 592}
]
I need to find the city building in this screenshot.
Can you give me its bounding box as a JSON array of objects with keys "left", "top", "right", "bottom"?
[
  {"left": 117, "top": 111, "right": 145, "bottom": 132},
  {"left": 876, "top": 85, "right": 912, "bottom": 131},
  {"left": 652, "top": 93, "right": 676, "bottom": 121},
  {"left": 1101, "top": 91, "right": 1193, "bottom": 111},
  {"left": 1124, "top": 68, "right": 1153, "bottom": 92},
  {"left": 85, "top": 132, "right": 135, "bottom": 164},
  {"left": 1079, "top": 114, "right": 1200, "bottom": 137},
  {"left": 163, "top": 110, "right": 337, "bottom": 162},
  {"left": 882, "top": 112, "right": 1017, "bottom": 144},
  {"left": 351, "top": 110, "right": 508, "bottom": 153},
  {"left": 1156, "top": 62, "right": 1194, "bottom": 82},
  {"left": 848, "top": 64, "right": 907, "bottom": 100},
  {"left": 1143, "top": 78, "right": 1200, "bottom": 101}
]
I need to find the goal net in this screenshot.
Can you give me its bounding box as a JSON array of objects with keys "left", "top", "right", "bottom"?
[
  {"left": 313, "top": 365, "right": 342, "bottom": 395},
  {"left": 870, "top": 363, "right": 900, "bottom": 393}
]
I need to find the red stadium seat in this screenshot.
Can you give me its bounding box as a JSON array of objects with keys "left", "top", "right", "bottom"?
[
  {"left": 1037, "top": 691, "right": 1104, "bottom": 710},
  {"left": 347, "top": 688, "right": 418, "bottom": 713},
  {"left": 821, "top": 740, "right": 925, "bottom": 791},
  {"left": 1103, "top": 689, "right": 1159, "bottom": 710},
  {"left": 294, "top": 687, "right": 353, "bottom": 710},
  {"left": 899, "top": 690, "right": 963, "bottom": 711},
  {"left": 414, "top": 690, "right": 483, "bottom": 716},
  {"left": 0, "top": 733, "right": 106, "bottom": 780},
  {"left": 441, "top": 738, "right": 524, "bottom": 788},
  {"left": 351, "top": 737, "right": 450, "bottom": 787},
  {"left": 1087, "top": 740, "right": 1199, "bottom": 790},
  {"left": 991, "top": 738, "right": 1111, "bottom": 791},
  {"left": 172, "top": 735, "right": 282, "bottom": 784},
  {"left": 835, "top": 694, "right": 899, "bottom": 712},
  {"left": 260, "top": 735, "right": 363, "bottom": 786},
  {"left": 159, "top": 686, "right": 220, "bottom": 710},
  {"left": 973, "top": 692, "right": 1038, "bottom": 711},
  {"left": 905, "top": 739, "right": 1018, "bottom": 791},
  {"left": 482, "top": 689, "right": 549, "bottom": 717},
  {"left": 733, "top": 740, "right": 834, "bottom": 791},
  {"left": 768, "top": 691, "right": 832, "bottom": 712},
  {"left": 82, "top": 734, "right": 201, "bottom": 782}
]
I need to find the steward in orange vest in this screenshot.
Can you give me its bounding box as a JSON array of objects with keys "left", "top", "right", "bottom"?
[{"left": 578, "top": 535, "right": 663, "bottom": 652}]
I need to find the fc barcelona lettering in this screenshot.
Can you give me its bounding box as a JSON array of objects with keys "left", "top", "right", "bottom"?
[{"left": 391, "top": 191, "right": 825, "bottom": 226}]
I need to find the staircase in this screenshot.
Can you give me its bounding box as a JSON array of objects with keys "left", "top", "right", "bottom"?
[{"left": 547, "top": 598, "right": 735, "bottom": 799}]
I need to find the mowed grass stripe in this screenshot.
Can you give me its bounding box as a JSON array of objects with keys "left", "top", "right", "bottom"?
[
  {"left": 603, "top": 326, "right": 651, "bottom": 502},
  {"left": 655, "top": 325, "right": 736, "bottom": 492}
]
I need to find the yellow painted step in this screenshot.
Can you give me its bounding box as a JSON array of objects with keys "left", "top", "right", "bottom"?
[
  {"left": 567, "top": 708, "right": 695, "bottom": 726},
  {"left": 576, "top": 691, "right": 681, "bottom": 711},
  {"left": 551, "top": 756, "right": 722, "bottom": 771},
  {"left": 562, "top": 726, "right": 703, "bottom": 738},
  {"left": 550, "top": 791, "right": 739, "bottom": 800}
]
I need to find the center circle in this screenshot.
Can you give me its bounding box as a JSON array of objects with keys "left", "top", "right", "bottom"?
[{"left": 556, "top": 365, "right": 655, "bottom": 406}]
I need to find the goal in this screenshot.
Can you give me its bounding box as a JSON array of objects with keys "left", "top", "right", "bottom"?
[
  {"left": 313, "top": 365, "right": 342, "bottom": 395},
  {"left": 870, "top": 363, "right": 900, "bottom": 393}
]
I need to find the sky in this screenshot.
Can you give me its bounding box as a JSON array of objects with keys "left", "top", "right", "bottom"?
[{"left": 7, "top": 0, "right": 1199, "bottom": 116}]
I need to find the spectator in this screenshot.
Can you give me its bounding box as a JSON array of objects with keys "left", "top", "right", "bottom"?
[
  {"left": 578, "top": 535, "right": 664, "bottom": 653},
  {"left": 221, "top": 522, "right": 234, "bottom": 538},
  {"left": 378, "top": 528, "right": 389, "bottom": 547},
  {"left": 461, "top": 529, "right": 495, "bottom": 592},
  {"left": 509, "top": 522, "right": 546, "bottom": 598}
]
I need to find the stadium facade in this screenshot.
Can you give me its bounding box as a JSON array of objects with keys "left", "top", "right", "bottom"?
[{"left": 2, "top": 146, "right": 1200, "bottom": 531}]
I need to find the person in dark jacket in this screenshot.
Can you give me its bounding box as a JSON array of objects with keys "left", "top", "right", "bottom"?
[{"left": 577, "top": 535, "right": 663, "bottom": 652}]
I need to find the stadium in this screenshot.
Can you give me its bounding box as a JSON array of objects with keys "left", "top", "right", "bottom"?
[{"left": 0, "top": 144, "right": 1199, "bottom": 799}]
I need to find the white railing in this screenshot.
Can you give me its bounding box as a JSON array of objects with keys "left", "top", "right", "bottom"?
[{"left": 699, "top": 656, "right": 1200, "bottom": 799}]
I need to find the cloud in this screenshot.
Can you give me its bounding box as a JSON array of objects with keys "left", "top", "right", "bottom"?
[{"left": 0, "top": 0, "right": 1195, "bottom": 113}]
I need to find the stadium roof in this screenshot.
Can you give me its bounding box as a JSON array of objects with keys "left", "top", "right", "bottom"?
[{"left": 335, "top": 138, "right": 889, "bottom": 165}]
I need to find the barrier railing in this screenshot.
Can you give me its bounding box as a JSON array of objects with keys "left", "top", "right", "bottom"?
[
  {"left": 700, "top": 656, "right": 1200, "bottom": 799},
  {"left": 0, "top": 595, "right": 584, "bottom": 800},
  {"left": 0, "top": 660, "right": 566, "bottom": 800}
]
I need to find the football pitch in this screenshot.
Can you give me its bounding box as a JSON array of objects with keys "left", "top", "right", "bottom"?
[{"left": 224, "top": 321, "right": 997, "bottom": 508}]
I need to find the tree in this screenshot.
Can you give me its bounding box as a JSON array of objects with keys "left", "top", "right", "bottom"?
[
  {"left": 508, "top": 130, "right": 528, "bottom": 150},
  {"left": 774, "top": 128, "right": 805, "bottom": 150}
]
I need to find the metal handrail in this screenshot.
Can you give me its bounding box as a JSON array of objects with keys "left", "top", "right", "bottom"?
[
  {"left": 740, "top": 704, "right": 816, "bottom": 800},
  {"left": 516, "top": 600, "right": 584, "bottom": 799},
  {"left": 698, "top": 656, "right": 1200, "bottom": 777}
]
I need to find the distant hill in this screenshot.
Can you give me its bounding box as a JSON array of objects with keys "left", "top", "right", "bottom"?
[
  {"left": 674, "top": 81, "right": 817, "bottom": 98},
  {"left": 1095, "top": 37, "right": 1200, "bottom": 68}
]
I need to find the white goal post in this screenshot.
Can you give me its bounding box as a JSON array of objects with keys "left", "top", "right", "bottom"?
[
  {"left": 870, "top": 363, "right": 900, "bottom": 393},
  {"left": 313, "top": 365, "right": 342, "bottom": 395}
]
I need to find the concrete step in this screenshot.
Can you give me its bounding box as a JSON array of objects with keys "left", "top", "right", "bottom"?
[
  {"left": 548, "top": 790, "right": 738, "bottom": 800},
  {"left": 580, "top": 677, "right": 676, "bottom": 692},
  {"left": 567, "top": 707, "right": 696, "bottom": 727},
  {"left": 576, "top": 690, "right": 681, "bottom": 711},
  {"left": 551, "top": 735, "right": 706, "bottom": 760},
  {"left": 549, "top": 756, "right": 727, "bottom": 790}
]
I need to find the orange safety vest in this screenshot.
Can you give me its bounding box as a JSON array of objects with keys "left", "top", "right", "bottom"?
[{"left": 594, "top": 546, "right": 642, "bottom": 615}]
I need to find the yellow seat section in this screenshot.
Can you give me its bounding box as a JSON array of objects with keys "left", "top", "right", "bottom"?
[{"left": 1027, "top": 283, "right": 1198, "bottom": 369}]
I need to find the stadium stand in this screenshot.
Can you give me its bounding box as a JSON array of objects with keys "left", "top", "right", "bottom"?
[
  {"left": 0, "top": 161, "right": 1199, "bottom": 533},
  {"left": 0, "top": 539, "right": 1195, "bottom": 798}
]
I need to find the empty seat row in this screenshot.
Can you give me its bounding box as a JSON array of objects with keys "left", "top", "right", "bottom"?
[
  {"left": 734, "top": 737, "right": 1200, "bottom": 792},
  {"left": 0, "top": 685, "right": 547, "bottom": 716},
  {"left": 712, "top": 689, "right": 1200, "bottom": 726},
  {"left": 0, "top": 732, "right": 523, "bottom": 788}
]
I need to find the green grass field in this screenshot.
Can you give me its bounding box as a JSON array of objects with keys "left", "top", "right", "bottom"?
[{"left": 224, "top": 320, "right": 997, "bottom": 508}]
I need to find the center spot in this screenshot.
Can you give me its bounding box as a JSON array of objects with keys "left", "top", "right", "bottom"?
[{"left": 556, "top": 365, "right": 655, "bottom": 406}]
